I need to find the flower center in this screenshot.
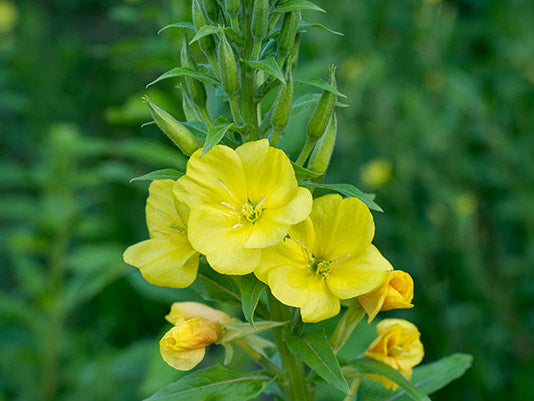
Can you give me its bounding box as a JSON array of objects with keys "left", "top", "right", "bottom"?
[
  {"left": 309, "top": 258, "right": 332, "bottom": 277},
  {"left": 240, "top": 202, "right": 264, "bottom": 223}
]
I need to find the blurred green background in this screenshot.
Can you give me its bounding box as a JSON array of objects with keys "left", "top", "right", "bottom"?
[{"left": 1, "top": 0, "right": 533, "bottom": 400}]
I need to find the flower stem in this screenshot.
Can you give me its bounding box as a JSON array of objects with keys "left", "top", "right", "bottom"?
[
  {"left": 233, "top": 338, "right": 283, "bottom": 377},
  {"left": 268, "top": 291, "right": 312, "bottom": 401},
  {"left": 296, "top": 138, "right": 316, "bottom": 166}
]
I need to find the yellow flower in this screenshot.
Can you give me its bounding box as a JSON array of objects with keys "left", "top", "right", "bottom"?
[
  {"left": 174, "top": 139, "right": 312, "bottom": 275},
  {"left": 365, "top": 319, "right": 424, "bottom": 390},
  {"left": 160, "top": 302, "right": 229, "bottom": 371},
  {"left": 358, "top": 270, "right": 414, "bottom": 322},
  {"left": 123, "top": 180, "right": 199, "bottom": 288},
  {"left": 256, "top": 194, "right": 393, "bottom": 323}
]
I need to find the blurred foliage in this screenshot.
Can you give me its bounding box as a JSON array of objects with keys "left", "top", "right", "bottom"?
[{"left": 1, "top": 0, "right": 532, "bottom": 400}]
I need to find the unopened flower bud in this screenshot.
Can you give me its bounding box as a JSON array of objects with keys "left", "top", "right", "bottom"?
[
  {"left": 192, "top": 0, "right": 216, "bottom": 56},
  {"left": 217, "top": 32, "right": 240, "bottom": 96},
  {"left": 251, "top": 0, "right": 269, "bottom": 40},
  {"left": 225, "top": 0, "right": 241, "bottom": 17},
  {"left": 277, "top": 11, "right": 299, "bottom": 62},
  {"left": 308, "top": 112, "right": 337, "bottom": 177},
  {"left": 306, "top": 66, "right": 337, "bottom": 142},
  {"left": 181, "top": 38, "right": 207, "bottom": 109},
  {"left": 271, "top": 71, "right": 293, "bottom": 134},
  {"left": 165, "top": 302, "right": 232, "bottom": 325},
  {"left": 143, "top": 96, "right": 201, "bottom": 156},
  {"left": 202, "top": 0, "right": 219, "bottom": 22},
  {"left": 358, "top": 270, "right": 414, "bottom": 322},
  {"left": 287, "top": 32, "right": 301, "bottom": 71}
]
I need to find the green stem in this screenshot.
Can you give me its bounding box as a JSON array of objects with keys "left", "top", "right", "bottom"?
[
  {"left": 296, "top": 138, "right": 316, "bottom": 166},
  {"left": 268, "top": 291, "right": 312, "bottom": 401},
  {"left": 329, "top": 301, "right": 366, "bottom": 354},
  {"left": 343, "top": 375, "right": 363, "bottom": 401},
  {"left": 233, "top": 338, "right": 283, "bottom": 377},
  {"left": 199, "top": 105, "right": 212, "bottom": 128},
  {"left": 271, "top": 127, "right": 283, "bottom": 147},
  {"left": 207, "top": 53, "right": 220, "bottom": 77},
  {"left": 229, "top": 96, "right": 244, "bottom": 125}
]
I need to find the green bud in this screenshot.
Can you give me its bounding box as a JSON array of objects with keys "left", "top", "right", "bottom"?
[
  {"left": 271, "top": 71, "right": 293, "bottom": 134},
  {"left": 180, "top": 84, "right": 204, "bottom": 122},
  {"left": 143, "top": 96, "right": 201, "bottom": 156},
  {"left": 277, "top": 11, "right": 299, "bottom": 62},
  {"left": 217, "top": 32, "right": 240, "bottom": 96},
  {"left": 306, "top": 67, "right": 337, "bottom": 142},
  {"left": 202, "top": 0, "right": 219, "bottom": 22},
  {"left": 308, "top": 112, "right": 337, "bottom": 177},
  {"left": 287, "top": 33, "right": 301, "bottom": 71},
  {"left": 192, "top": 0, "right": 216, "bottom": 55},
  {"left": 225, "top": 0, "right": 241, "bottom": 17},
  {"left": 251, "top": 0, "right": 269, "bottom": 40},
  {"left": 180, "top": 39, "right": 207, "bottom": 109}
]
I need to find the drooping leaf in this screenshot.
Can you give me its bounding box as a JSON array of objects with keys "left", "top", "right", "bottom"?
[
  {"left": 202, "top": 116, "right": 231, "bottom": 155},
  {"left": 219, "top": 321, "right": 288, "bottom": 344},
  {"left": 275, "top": 0, "right": 325, "bottom": 13},
  {"left": 348, "top": 358, "right": 431, "bottom": 401},
  {"left": 291, "top": 162, "right": 323, "bottom": 181},
  {"left": 129, "top": 169, "right": 183, "bottom": 183},
  {"left": 191, "top": 261, "right": 241, "bottom": 304},
  {"left": 294, "top": 78, "right": 347, "bottom": 98},
  {"left": 240, "top": 57, "right": 285, "bottom": 83},
  {"left": 189, "top": 25, "right": 222, "bottom": 45},
  {"left": 298, "top": 21, "right": 344, "bottom": 36},
  {"left": 283, "top": 328, "right": 350, "bottom": 394},
  {"left": 144, "top": 364, "right": 273, "bottom": 401},
  {"left": 157, "top": 22, "right": 195, "bottom": 35},
  {"left": 356, "top": 353, "right": 473, "bottom": 401},
  {"left": 299, "top": 181, "right": 383, "bottom": 212},
  {"left": 240, "top": 274, "right": 267, "bottom": 326},
  {"left": 147, "top": 67, "right": 219, "bottom": 87}
]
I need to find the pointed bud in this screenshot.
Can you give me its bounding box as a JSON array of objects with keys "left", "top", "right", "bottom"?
[
  {"left": 202, "top": 0, "right": 220, "bottom": 22},
  {"left": 306, "top": 66, "right": 337, "bottom": 142},
  {"left": 180, "top": 39, "right": 207, "bottom": 109},
  {"left": 251, "top": 0, "right": 269, "bottom": 40},
  {"left": 287, "top": 33, "right": 301, "bottom": 71},
  {"left": 143, "top": 96, "right": 201, "bottom": 156},
  {"left": 225, "top": 0, "right": 241, "bottom": 17},
  {"left": 217, "top": 32, "right": 240, "bottom": 96},
  {"left": 308, "top": 112, "right": 337, "bottom": 178},
  {"left": 271, "top": 71, "right": 293, "bottom": 134},
  {"left": 277, "top": 11, "right": 299, "bottom": 62},
  {"left": 192, "top": 0, "right": 216, "bottom": 56}
]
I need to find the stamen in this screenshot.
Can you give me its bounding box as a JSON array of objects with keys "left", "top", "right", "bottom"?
[{"left": 215, "top": 180, "right": 235, "bottom": 197}]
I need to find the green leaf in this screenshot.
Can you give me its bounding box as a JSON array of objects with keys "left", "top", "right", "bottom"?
[
  {"left": 295, "top": 78, "right": 347, "bottom": 98},
  {"left": 299, "top": 181, "right": 383, "bottom": 212},
  {"left": 240, "top": 57, "right": 285, "bottom": 83},
  {"left": 191, "top": 261, "right": 241, "bottom": 304},
  {"left": 182, "top": 120, "right": 208, "bottom": 141},
  {"left": 147, "top": 67, "right": 219, "bottom": 87},
  {"left": 291, "top": 162, "right": 323, "bottom": 181},
  {"left": 219, "top": 321, "right": 288, "bottom": 344},
  {"left": 291, "top": 93, "right": 348, "bottom": 115},
  {"left": 349, "top": 358, "right": 431, "bottom": 401},
  {"left": 202, "top": 116, "right": 231, "bottom": 156},
  {"left": 129, "top": 169, "right": 183, "bottom": 183},
  {"left": 275, "top": 0, "right": 325, "bottom": 13},
  {"left": 240, "top": 274, "right": 267, "bottom": 326},
  {"left": 357, "top": 354, "right": 473, "bottom": 401},
  {"left": 189, "top": 25, "right": 222, "bottom": 45},
  {"left": 283, "top": 328, "right": 350, "bottom": 394},
  {"left": 298, "top": 21, "right": 344, "bottom": 36},
  {"left": 144, "top": 364, "right": 272, "bottom": 401},
  {"left": 157, "top": 22, "right": 195, "bottom": 35}
]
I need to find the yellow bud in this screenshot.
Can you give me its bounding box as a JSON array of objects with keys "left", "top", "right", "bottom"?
[
  {"left": 165, "top": 302, "right": 232, "bottom": 325},
  {"left": 365, "top": 319, "right": 424, "bottom": 390},
  {"left": 358, "top": 270, "right": 414, "bottom": 322}
]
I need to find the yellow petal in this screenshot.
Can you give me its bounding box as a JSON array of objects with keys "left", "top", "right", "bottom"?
[
  {"left": 173, "top": 145, "right": 248, "bottom": 222},
  {"left": 270, "top": 187, "right": 313, "bottom": 226},
  {"left": 206, "top": 244, "right": 262, "bottom": 275},
  {"left": 256, "top": 238, "right": 310, "bottom": 283},
  {"left": 160, "top": 327, "right": 206, "bottom": 371},
  {"left": 243, "top": 213, "right": 292, "bottom": 249},
  {"left": 146, "top": 179, "right": 185, "bottom": 237},
  {"left": 310, "top": 194, "right": 375, "bottom": 260},
  {"left": 123, "top": 238, "right": 198, "bottom": 288},
  {"left": 376, "top": 318, "right": 418, "bottom": 335},
  {"left": 172, "top": 318, "right": 222, "bottom": 348},
  {"left": 166, "top": 302, "right": 231, "bottom": 325},
  {"left": 235, "top": 139, "right": 298, "bottom": 208},
  {"left": 267, "top": 262, "right": 340, "bottom": 323},
  {"left": 326, "top": 245, "right": 392, "bottom": 299}
]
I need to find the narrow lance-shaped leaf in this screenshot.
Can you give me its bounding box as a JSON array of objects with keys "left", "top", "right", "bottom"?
[
  {"left": 283, "top": 328, "right": 350, "bottom": 394},
  {"left": 202, "top": 116, "right": 231, "bottom": 155},
  {"left": 240, "top": 274, "right": 267, "bottom": 326},
  {"left": 189, "top": 25, "right": 222, "bottom": 45},
  {"left": 130, "top": 169, "right": 184, "bottom": 183},
  {"left": 157, "top": 22, "right": 195, "bottom": 35},
  {"left": 144, "top": 364, "right": 273, "bottom": 401},
  {"left": 240, "top": 57, "right": 285, "bottom": 83},
  {"left": 219, "top": 321, "right": 288, "bottom": 344},
  {"left": 298, "top": 21, "right": 344, "bottom": 36},
  {"left": 295, "top": 78, "right": 347, "bottom": 98},
  {"left": 291, "top": 93, "right": 348, "bottom": 116},
  {"left": 147, "top": 67, "right": 219, "bottom": 87},
  {"left": 349, "top": 358, "right": 431, "bottom": 401},
  {"left": 291, "top": 162, "right": 323, "bottom": 181},
  {"left": 299, "top": 181, "right": 383, "bottom": 212},
  {"left": 275, "top": 0, "right": 325, "bottom": 13},
  {"left": 191, "top": 261, "right": 241, "bottom": 304}
]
